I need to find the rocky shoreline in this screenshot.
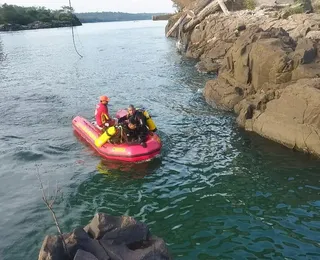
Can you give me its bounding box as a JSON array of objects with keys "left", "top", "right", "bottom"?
[
  {"left": 0, "top": 20, "right": 82, "bottom": 32},
  {"left": 38, "top": 213, "right": 171, "bottom": 260},
  {"left": 166, "top": 0, "right": 320, "bottom": 157}
]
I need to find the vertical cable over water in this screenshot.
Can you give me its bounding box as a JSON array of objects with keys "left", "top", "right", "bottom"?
[{"left": 69, "top": 0, "right": 83, "bottom": 58}]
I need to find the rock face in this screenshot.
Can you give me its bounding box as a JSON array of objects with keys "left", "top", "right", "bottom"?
[
  {"left": 203, "top": 23, "right": 320, "bottom": 156},
  {"left": 38, "top": 213, "right": 171, "bottom": 260},
  {"left": 243, "top": 79, "right": 320, "bottom": 154},
  {"left": 167, "top": 1, "right": 320, "bottom": 156},
  {"left": 177, "top": 11, "right": 320, "bottom": 73}
]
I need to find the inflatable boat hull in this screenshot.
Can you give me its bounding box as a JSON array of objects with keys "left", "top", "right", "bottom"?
[{"left": 72, "top": 116, "right": 162, "bottom": 162}]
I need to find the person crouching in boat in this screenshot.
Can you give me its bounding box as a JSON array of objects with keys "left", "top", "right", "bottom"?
[
  {"left": 118, "top": 105, "right": 149, "bottom": 147},
  {"left": 125, "top": 117, "right": 148, "bottom": 148},
  {"left": 108, "top": 117, "right": 147, "bottom": 146},
  {"left": 94, "top": 95, "right": 115, "bottom": 130}
]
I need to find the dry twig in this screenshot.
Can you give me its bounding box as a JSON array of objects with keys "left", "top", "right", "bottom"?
[{"left": 36, "top": 165, "right": 70, "bottom": 257}]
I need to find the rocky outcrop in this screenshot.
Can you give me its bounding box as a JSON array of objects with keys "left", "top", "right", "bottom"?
[
  {"left": 203, "top": 24, "right": 320, "bottom": 156},
  {"left": 38, "top": 213, "right": 171, "bottom": 260},
  {"left": 203, "top": 22, "right": 320, "bottom": 156},
  {"left": 168, "top": 1, "right": 320, "bottom": 156},
  {"left": 176, "top": 10, "right": 320, "bottom": 73},
  {"left": 238, "top": 79, "right": 320, "bottom": 154}
]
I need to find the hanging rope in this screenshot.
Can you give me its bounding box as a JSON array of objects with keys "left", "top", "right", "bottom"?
[{"left": 68, "top": 0, "right": 83, "bottom": 58}]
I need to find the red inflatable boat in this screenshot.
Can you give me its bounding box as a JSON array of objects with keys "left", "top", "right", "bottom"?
[{"left": 72, "top": 116, "right": 162, "bottom": 162}]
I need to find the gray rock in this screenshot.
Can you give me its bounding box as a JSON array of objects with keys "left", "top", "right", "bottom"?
[
  {"left": 74, "top": 249, "right": 99, "bottom": 260},
  {"left": 85, "top": 213, "right": 150, "bottom": 244},
  {"left": 294, "top": 38, "right": 317, "bottom": 65},
  {"left": 99, "top": 235, "right": 172, "bottom": 260},
  {"left": 38, "top": 235, "right": 67, "bottom": 260},
  {"left": 196, "top": 59, "right": 220, "bottom": 73},
  {"left": 39, "top": 213, "right": 170, "bottom": 260},
  {"left": 73, "top": 228, "right": 111, "bottom": 260}
]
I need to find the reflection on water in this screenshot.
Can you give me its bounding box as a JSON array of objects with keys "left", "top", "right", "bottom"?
[
  {"left": 96, "top": 157, "right": 162, "bottom": 179},
  {"left": 0, "top": 38, "right": 6, "bottom": 62}
]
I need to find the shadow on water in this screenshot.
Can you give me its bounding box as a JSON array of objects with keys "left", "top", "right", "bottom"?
[
  {"left": 233, "top": 128, "right": 320, "bottom": 171},
  {"left": 225, "top": 128, "right": 320, "bottom": 209}
]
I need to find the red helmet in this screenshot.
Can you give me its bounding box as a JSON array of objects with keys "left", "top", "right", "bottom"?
[{"left": 99, "top": 95, "right": 110, "bottom": 102}]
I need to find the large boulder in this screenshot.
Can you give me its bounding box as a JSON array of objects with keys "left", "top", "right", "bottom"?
[
  {"left": 38, "top": 213, "right": 171, "bottom": 260},
  {"left": 204, "top": 26, "right": 297, "bottom": 108},
  {"left": 74, "top": 249, "right": 98, "bottom": 260},
  {"left": 204, "top": 77, "right": 249, "bottom": 111},
  {"left": 222, "top": 26, "right": 296, "bottom": 88},
  {"left": 38, "top": 235, "right": 67, "bottom": 260},
  {"left": 100, "top": 235, "right": 170, "bottom": 260},
  {"left": 247, "top": 79, "right": 320, "bottom": 155},
  {"left": 84, "top": 213, "right": 150, "bottom": 243}
]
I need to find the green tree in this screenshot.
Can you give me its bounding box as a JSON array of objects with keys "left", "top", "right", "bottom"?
[
  {"left": 0, "top": 4, "right": 81, "bottom": 26},
  {"left": 61, "top": 5, "right": 74, "bottom": 13}
]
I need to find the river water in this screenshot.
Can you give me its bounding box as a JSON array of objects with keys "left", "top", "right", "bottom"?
[{"left": 0, "top": 21, "right": 320, "bottom": 260}]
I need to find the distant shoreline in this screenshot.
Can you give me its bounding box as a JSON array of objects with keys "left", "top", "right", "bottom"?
[
  {"left": 79, "top": 19, "right": 153, "bottom": 24},
  {"left": 0, "top": 5, "right": 172, "bottom": 32},
  {"left": 80, "top": 19, "right": 169, "bottom": 24},
  {"left": 75, "top": 11, "right": 172, "bottom": 23},
  {"left": 0, "top": 22, "right": 81, "bottom": 32},
  {"left": 0, "top": 19, "right": 170, "bottom": 32},
  {"left": 0, "top": 19, "right": 168, "bottom": 32}
]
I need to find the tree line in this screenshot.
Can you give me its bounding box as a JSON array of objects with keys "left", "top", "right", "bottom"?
[{"left": 0, "top": 4, "right": 81, "bottom": 26}]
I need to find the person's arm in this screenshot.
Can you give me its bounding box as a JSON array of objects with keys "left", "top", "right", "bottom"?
[
  {"left": 118, "top": 114, "right": 129, "bottom": 124},
  {"left": 105, "top": 106, "right": 111, "bottom": 121},
  {"left": 95, "top": 107, "right": 103, "bottom": 127}
]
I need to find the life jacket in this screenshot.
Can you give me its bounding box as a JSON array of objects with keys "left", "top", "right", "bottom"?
[{"left": 95, "top": 103, "right": 110, "bottom": 126}]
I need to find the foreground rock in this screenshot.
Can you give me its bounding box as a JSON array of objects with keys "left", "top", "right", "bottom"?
[
  {"left": 38, "top": 213, "right": 171, "bottom": 260},
  {"left": 167, "top": 1, "right": 320, "bottom": 156}
]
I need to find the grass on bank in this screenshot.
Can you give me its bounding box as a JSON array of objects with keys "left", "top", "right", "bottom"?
[{"left": 244, "top": 0, "right": 256, "bottom": 10}]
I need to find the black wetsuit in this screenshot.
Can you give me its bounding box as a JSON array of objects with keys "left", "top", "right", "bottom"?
[{"left": 118, "top": 110, "right": 149, "bottom": 144}]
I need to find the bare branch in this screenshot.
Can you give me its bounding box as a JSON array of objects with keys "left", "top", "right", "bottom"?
[
  {"left": 49, "top": 180, "right": 59, "bottom": 208},
  {"left": 36, "top": 166, "right": 70, "bottom": 258},
  {"left": 47, "top": 179, "right": 50, "bottom": 201}
]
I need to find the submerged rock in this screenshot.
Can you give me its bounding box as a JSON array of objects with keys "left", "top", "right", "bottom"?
[{"left": 38, "top": 213, "right": 171, "bottom": 260}]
